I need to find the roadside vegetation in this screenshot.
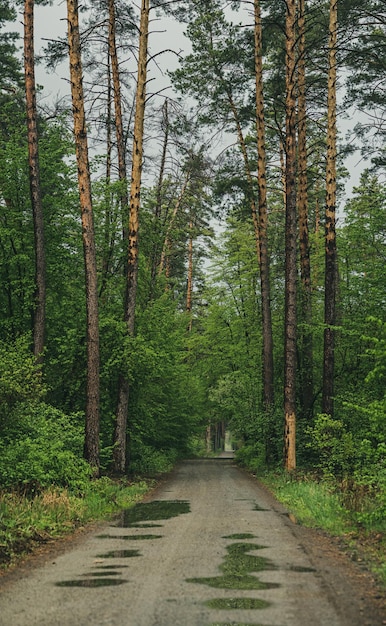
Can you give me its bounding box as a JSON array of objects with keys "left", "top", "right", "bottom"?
[
  {"left": 0, "top": 0, "right": 385, "bottom": 593},
  {"left": 236, "top": 437, "right": 386, "bottom": 588},
  {"left": 263, "top": 471, "right": 386, "bottom": 588},
  {"left": 0, "top": 478, "right": 153, "bottom": 570}
]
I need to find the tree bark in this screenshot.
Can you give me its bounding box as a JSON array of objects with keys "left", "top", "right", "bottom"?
[
  {"left": 297, "top": 0, "right": 314, "bottom": 419},
  {"left": 67, "top": 0, "right": 100, "bottom": 474},
  {"left": 108, "top": 0, "right": 129, "bottom": 230},
  {"left": 186, "top": 217, "right": 193, "bottom": 332},
  {"left": 24, "top": 0, "right": 46, "bottom": 363},
  {"left": 158, "top": 172, "right": 190, "bottom": 277},
  {"left": 254, "top": 0, "right": 274, "bottom": 412},
  {"left": 322, "top": 0, "right": 338, "bottom": 417},
  {"left": 150, "top": 100, "right": 169, "bottom": 299},
  {"left": 114, "top": 0, "right": 149, "bottom": 474},
  {"left": 284, "top": 0, "right": 297, "bottom": 472}
]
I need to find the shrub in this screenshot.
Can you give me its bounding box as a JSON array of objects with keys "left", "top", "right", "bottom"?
[
  {"left": 0, "top": 402, "right": 91, "bottom": 492},
  {"left": 129, "top": 444, "right": 178, "bottom": 476}
]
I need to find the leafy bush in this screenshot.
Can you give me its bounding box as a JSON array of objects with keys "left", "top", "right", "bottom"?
[
  {"left": 0, "top": 335, "right": 45, "bottom": 421},
  {"left": 0, "top": 402, "right": 91, "bottom": 492},
  {"left": 129, "top": 444, "right": 178, "bottom": 476},
  {"left": 235, "top": 443, "right": 267, "bottom": 473}
]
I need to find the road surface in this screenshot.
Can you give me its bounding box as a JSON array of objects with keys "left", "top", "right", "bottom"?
[{"left": 0, "top": 457, "right": 384, "bottom": 625}]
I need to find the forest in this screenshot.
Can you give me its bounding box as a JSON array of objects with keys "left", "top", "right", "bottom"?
[{"left": 0, "top": 0, "right": 385, "bottom": 568}]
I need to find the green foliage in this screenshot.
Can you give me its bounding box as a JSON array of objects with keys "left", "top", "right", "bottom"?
[
  {"left": 129, "top": 444, "right": 178, "bottom": 477},
  {"left": 0, "top": 402, "right": 92, "bottom": 492},
  {"left": 234, "top": 443, "right": 267, "bottom": 474},
  {"left": 306, "top": 414, "right": 356, "bottom": 478},
  {"left": 0, "top": 478, "right": 150, "bottom": 567},
  {"left": 261, "top": 472, "right": 353, "bottom": 535},
  {"left": 0, "top": 335, "right": 44, "bottom": 419}
]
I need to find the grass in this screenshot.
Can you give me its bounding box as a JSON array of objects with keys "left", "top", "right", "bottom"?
[
  {"left": 261, "top": 473, "right": 353, "bottom": 534},
  {"left": 258, "top": 471, "right": 386, "bottom": 587},
  {"left": 0, "top": 477, "right": 151, "bottom": 569}
]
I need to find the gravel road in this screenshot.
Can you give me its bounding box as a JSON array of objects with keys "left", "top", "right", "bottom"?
[{"left": 0, "top": 457, "right": 385, "bottom": 626}]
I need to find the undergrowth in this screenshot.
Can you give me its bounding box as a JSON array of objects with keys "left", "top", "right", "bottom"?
[
  {"left": 0, "top": 477, "right": 150, "bottom": 569},
  {"left": 257, "top": 470, "right": 386, "bottom": 587}
]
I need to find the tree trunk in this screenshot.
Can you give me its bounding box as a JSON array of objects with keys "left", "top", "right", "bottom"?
[
  {"left": 186, "top": 217, "right": 193, "bottom": 332},
  {"left": 150, "top": 100, "right": 169, "bottom": 299},
  {"left": 100, "top": 47, "right": 113, "bottom": 300},
  {"left": 67, "top": 0, "right": 100, "bottom": 474},
  {"left": 108, "top": 0, "right": 129, "bottom": 229},
  {"left": 323, "top": 0, "right": 338, "bottom": 417},
  {"left": 24, "top": 0, "right": 46, "bottom": 363},
  {"left": 226, "top": 90, "right": 260, "bottom": 263},
  {"left": 284, "top": 0, "right": 297, "bottom": 472},
  {"left": 254, "top": 0, "right": 274, "bottom": 412},
  {"left": 297, "top": 0, "right": 314, "bottom": 419},
  {"left": 158, "top": 172, "right": 190, "bottom": 277},
  {"left": 113, "top": 0, "right": 149, "bottom": 474}
]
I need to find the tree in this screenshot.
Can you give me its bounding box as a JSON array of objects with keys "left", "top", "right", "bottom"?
[
  {"left": 254, "top": 0, "right": 274, "bottom": 412},
  {"left": 297, "top": 0, "right": 313, "bottom": 419},
  {"left": 322, "top": 0, "right": 338, "bottom": 417},
  {"left": 171, "top": 2, "right": 275, "bottom": 422},
  {"left": 114, "top": 0, "right": 150, "bottom": 474},
  {"left": 24, "top": 0, "right": 46, "bottom": 363},
  {"left": 67, "top": 0, "right": 100, "bottom": 473},
  {"left": 283, "top": 0, "right": 297, "bottom": 472}
]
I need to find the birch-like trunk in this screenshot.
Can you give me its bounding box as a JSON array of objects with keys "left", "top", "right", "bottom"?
[{"left": 67, "top": 0, "right": 100, "bottom": 473}]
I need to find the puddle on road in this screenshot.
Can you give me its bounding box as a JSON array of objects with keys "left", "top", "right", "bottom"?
[
  {"left": 205, "top": 598, "right": 270, "bottom": 610},
  {"left": 96, "top": 549, "right": 141, "bottom": 558},
  {"left": 187, "top": 542, "right": 278, "bottom": 591},
  {"left": 55, "top": 578, "right": 128, "bottom": 588},
  {"left": 92, "top": 564, "right": 128, "bottom": 569},
  {"left": 55, "top": 500, "right": 189, "bottom": 589},
  {"left": 118, "top": 500, "right": 190, "bottom": 528},
  {"left": 82, "top": 571, "right": 121, "bottom": 577},
  {"left": 223, "top": 534, "right": 256, "bottom": 540},
  {"left": 97, "top": 533, "right": 162, "bottom": 541}
]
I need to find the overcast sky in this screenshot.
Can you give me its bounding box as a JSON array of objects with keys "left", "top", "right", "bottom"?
[{"left": 11, "top": 1, "right": 364, "bottom": 202}]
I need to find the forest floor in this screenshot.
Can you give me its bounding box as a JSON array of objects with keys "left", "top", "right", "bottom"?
[{"left": 0, "top": 456, "right": 385, "bottom": 626}]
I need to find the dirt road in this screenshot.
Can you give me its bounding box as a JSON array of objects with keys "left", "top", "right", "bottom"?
[{"left": 0, "top": 457, "right": 385, "bottom": 626}]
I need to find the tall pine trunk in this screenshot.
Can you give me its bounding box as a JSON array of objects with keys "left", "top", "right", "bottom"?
[
  {"left": 108, "top": 0, "right": 129, "bottom": 227},
  {"left": 114, "top": 0, "right": 149, "bottom": 473},
  {"left": 297, "top": 0, "right": 313, "bottom": 419},
  {"left": 254, "top": 0, "right": 274, "bottom": 413},
  {"left": 150, "top": 100, "right": 169, "bottom": 299},
  {"left": 67, "top": 0, "right": 100, "bottom": 473},
  {"left": 323, "top": 0, "right": 338, "bottom": 417},
  {"left": 284, "top": 0, "right": 297, "bottom": 472},
  {"left": 24, "top": 0, "right": 46, "bottom": 363},
  {"left": 186, "top": 217, "right": 194, "bottom": 332}
]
